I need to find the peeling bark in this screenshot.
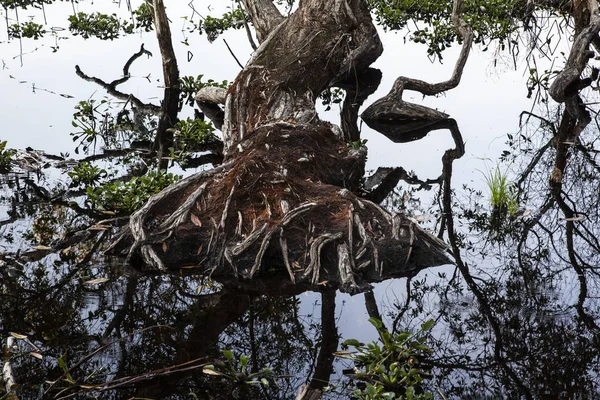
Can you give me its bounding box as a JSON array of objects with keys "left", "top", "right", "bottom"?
[{"left": 240, "top": 0, "right": 284, "bottom": 42}]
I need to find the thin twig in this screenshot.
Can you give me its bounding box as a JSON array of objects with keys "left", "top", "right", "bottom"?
[{"left": 223, "top": 38, "right": 244, "bottom": 69}]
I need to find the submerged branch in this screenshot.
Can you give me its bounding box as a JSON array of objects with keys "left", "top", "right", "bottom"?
[{"left": 440, "top": 121, "right": 533, "bottom": 399}]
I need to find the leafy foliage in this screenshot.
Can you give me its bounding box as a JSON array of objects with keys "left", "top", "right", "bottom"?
[
  {"left": 67, "top": 162, "right": 108, "bottom": 189},
  {"left": 174, "top": 117, "right": 217, "bottom": 151},
  {"left": 341, "top": 318, "right": 435, "bottom": 399},
  {"left": 0, "top": 140, "right": 16, "bottom": 173},
  {"left": 132, "top": 2, "right": 153, "bottom": 32},
  {"left": 202, "top": 349, "right": 273, "bottom": 387},
  {"left": 368, "top": 0, "right": 524, "bottom": 59},
  {"left": 0, "top": 0, "right": 52, "bottom": 9},
  {"left": 71, "top": 99, "right": 155, "bottom": 154},
  {"left": 184, "top": 7, "right": 247, "bottom": 42},
  {"left": 68, "top": 12, "right": 130, "bottom": 40},
  {"left": 7, "top": 20, "right": 46, "bottom": 39},
  {"left": 86, "top": 170, "right": 181, "bottom": 214}
]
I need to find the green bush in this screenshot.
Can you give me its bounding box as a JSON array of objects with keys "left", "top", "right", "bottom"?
[
  {"left": 0, "top": 141, "right": 16, "bottom": 173},
  {"left": 341, "top": 318, "right": 435, "bottom": 400},
  {"left": 86, "top": 170, "right": 181, "bottom": 214}
]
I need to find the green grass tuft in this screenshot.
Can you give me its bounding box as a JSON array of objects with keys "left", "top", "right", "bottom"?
[{"left": 482, "top": 164, "right": 519, "bottom": 215}]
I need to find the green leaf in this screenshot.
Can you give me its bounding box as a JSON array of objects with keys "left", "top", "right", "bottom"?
[
  {"left": 421, "top": 319, "right": 435, "bottom": 331},
  {"left": 368, "top": 317, "right": 383, "bottom": 329},
  {"left": 222, "top": 349, "right": 233, "bottom": 361},
  {"left": 239, "top": 354, "right": 248, "bottom": 368},
  {"left": 343, "top": 338, "right": 361, "bottom": 347}
]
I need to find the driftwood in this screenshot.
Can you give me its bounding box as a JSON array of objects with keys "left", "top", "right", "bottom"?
[{"left": 112, "top": 0, "right": 453, "bottom": 295}]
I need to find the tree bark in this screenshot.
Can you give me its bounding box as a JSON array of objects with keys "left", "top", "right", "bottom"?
[
  {"left": 240, "top": 0, "right": 284, "bottom": 43},
  {"left": 112, "top": 0, "right": 452, "bottom": 295},
  {"left": 151, "top": 0, "right": 180, "bottom": 170}
]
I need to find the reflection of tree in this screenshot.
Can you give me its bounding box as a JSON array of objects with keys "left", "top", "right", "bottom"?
[
  {"left": 426, "top": 103, "right": 600, "bottom": 398},
  {"left": 0, "top": 227, "right": 346, "bottom": 399}
]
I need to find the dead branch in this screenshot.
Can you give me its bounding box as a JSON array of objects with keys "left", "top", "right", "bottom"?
[
  {"left": 362, "top": 0, "right": 472, "bottom": 126},
  {"left": 238, "top": 1, "right": 258, "bottom": 50},
  {"left": 75, "top": 45, "right": 160, "bottom": 114}
]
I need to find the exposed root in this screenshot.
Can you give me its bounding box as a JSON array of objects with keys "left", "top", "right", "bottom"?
[
  {"left": 3, "top": 336, "right": 17, "bottom": 395},
  {"left": 304, "top": 233, "right": 343, "bottom": 284}
]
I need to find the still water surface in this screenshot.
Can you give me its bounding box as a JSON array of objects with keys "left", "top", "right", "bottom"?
[{"left": 1, "top": 4, "right": 599, "bottom": 399}]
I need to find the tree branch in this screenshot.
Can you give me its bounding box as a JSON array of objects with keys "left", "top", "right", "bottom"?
[
  {"left": 150, "top": 0, "right": 180, "bottom": 169},
  {"left": 362, "top": 0, "right": 472, "bottom": 126},
  {"left": 240, "top": 0, "right": 284, "bottom": 43},
  {"left": 75, "top": 44, "right": 160, "bottom": 114}
]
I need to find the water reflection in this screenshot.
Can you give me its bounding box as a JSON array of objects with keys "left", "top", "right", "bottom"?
[{"left": 1, "top": 109, "right": 600, "bottom": 399}]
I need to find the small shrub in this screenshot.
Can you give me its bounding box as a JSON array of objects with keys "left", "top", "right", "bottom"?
[
  {"left": 340, "top": 318, "right": 435, "bottom": 400},
  {"left": 175, "top": 117, "right": 217, "bottom": 151},
  {"left": 67, "top": 162, "right": 107, "bottom": 188},
  {"left": 86, "top": 170, "right": 181, "bottom": 214}
]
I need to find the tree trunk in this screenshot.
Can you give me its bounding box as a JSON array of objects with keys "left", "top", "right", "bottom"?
[
  {"left": 111, "top": 0, "right": 452, "bottom": 294},
  {"left": 151, "top": 0, "right": 180, "bottom": 170}
]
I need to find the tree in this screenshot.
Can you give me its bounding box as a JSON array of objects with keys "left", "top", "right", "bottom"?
[
  {"left": 108, "top": 0, "right": 458, "bottom": 294},
  {"left": 4, "top": 0, "right": 600, "bottom": 398}
]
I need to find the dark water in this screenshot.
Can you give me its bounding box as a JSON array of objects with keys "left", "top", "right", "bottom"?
[{"left": 1, "top": 113, "right": 599, "bottom": 399}]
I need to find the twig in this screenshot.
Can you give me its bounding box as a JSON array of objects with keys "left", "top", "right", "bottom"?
[
  {"left": 239, "top": 2, "right": 257, "bottom": 51},
  {"left": 223, "top": 38, "right": 244, "bottom": 69},
  {"left": 44, "top": 325, "right": 172, "bottom": 396}
]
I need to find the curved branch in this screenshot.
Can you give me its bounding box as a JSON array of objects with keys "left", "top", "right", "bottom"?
[
  {"left": 549, "top": 0, "right": 600, "bottom": 104},
  {"left": 362, "top": 0, "right": 472, "bottom": 126},
  {"left": 75, "top": 58, "right": 161, "bottom": 115}
]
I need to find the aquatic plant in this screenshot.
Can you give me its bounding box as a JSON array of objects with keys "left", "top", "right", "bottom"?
[
  {"left": 482, "top": 164, "right": 519, "bottom": 216},
  {"left": 340, "top": 318, "right": 435, "bottom": 399},
  {"left": 67, "top": 162, "right": 108, "bottom": 189},
  {"left": 202, "top": 349, "right": 272, "bottom": 386},
  {"left": 86, "top": 170, "right": 181, "bottom": 214}
]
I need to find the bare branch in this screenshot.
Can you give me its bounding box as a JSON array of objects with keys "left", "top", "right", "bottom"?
[{"left": 75, "top": 44, "right": 160, "bottom": 114}]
